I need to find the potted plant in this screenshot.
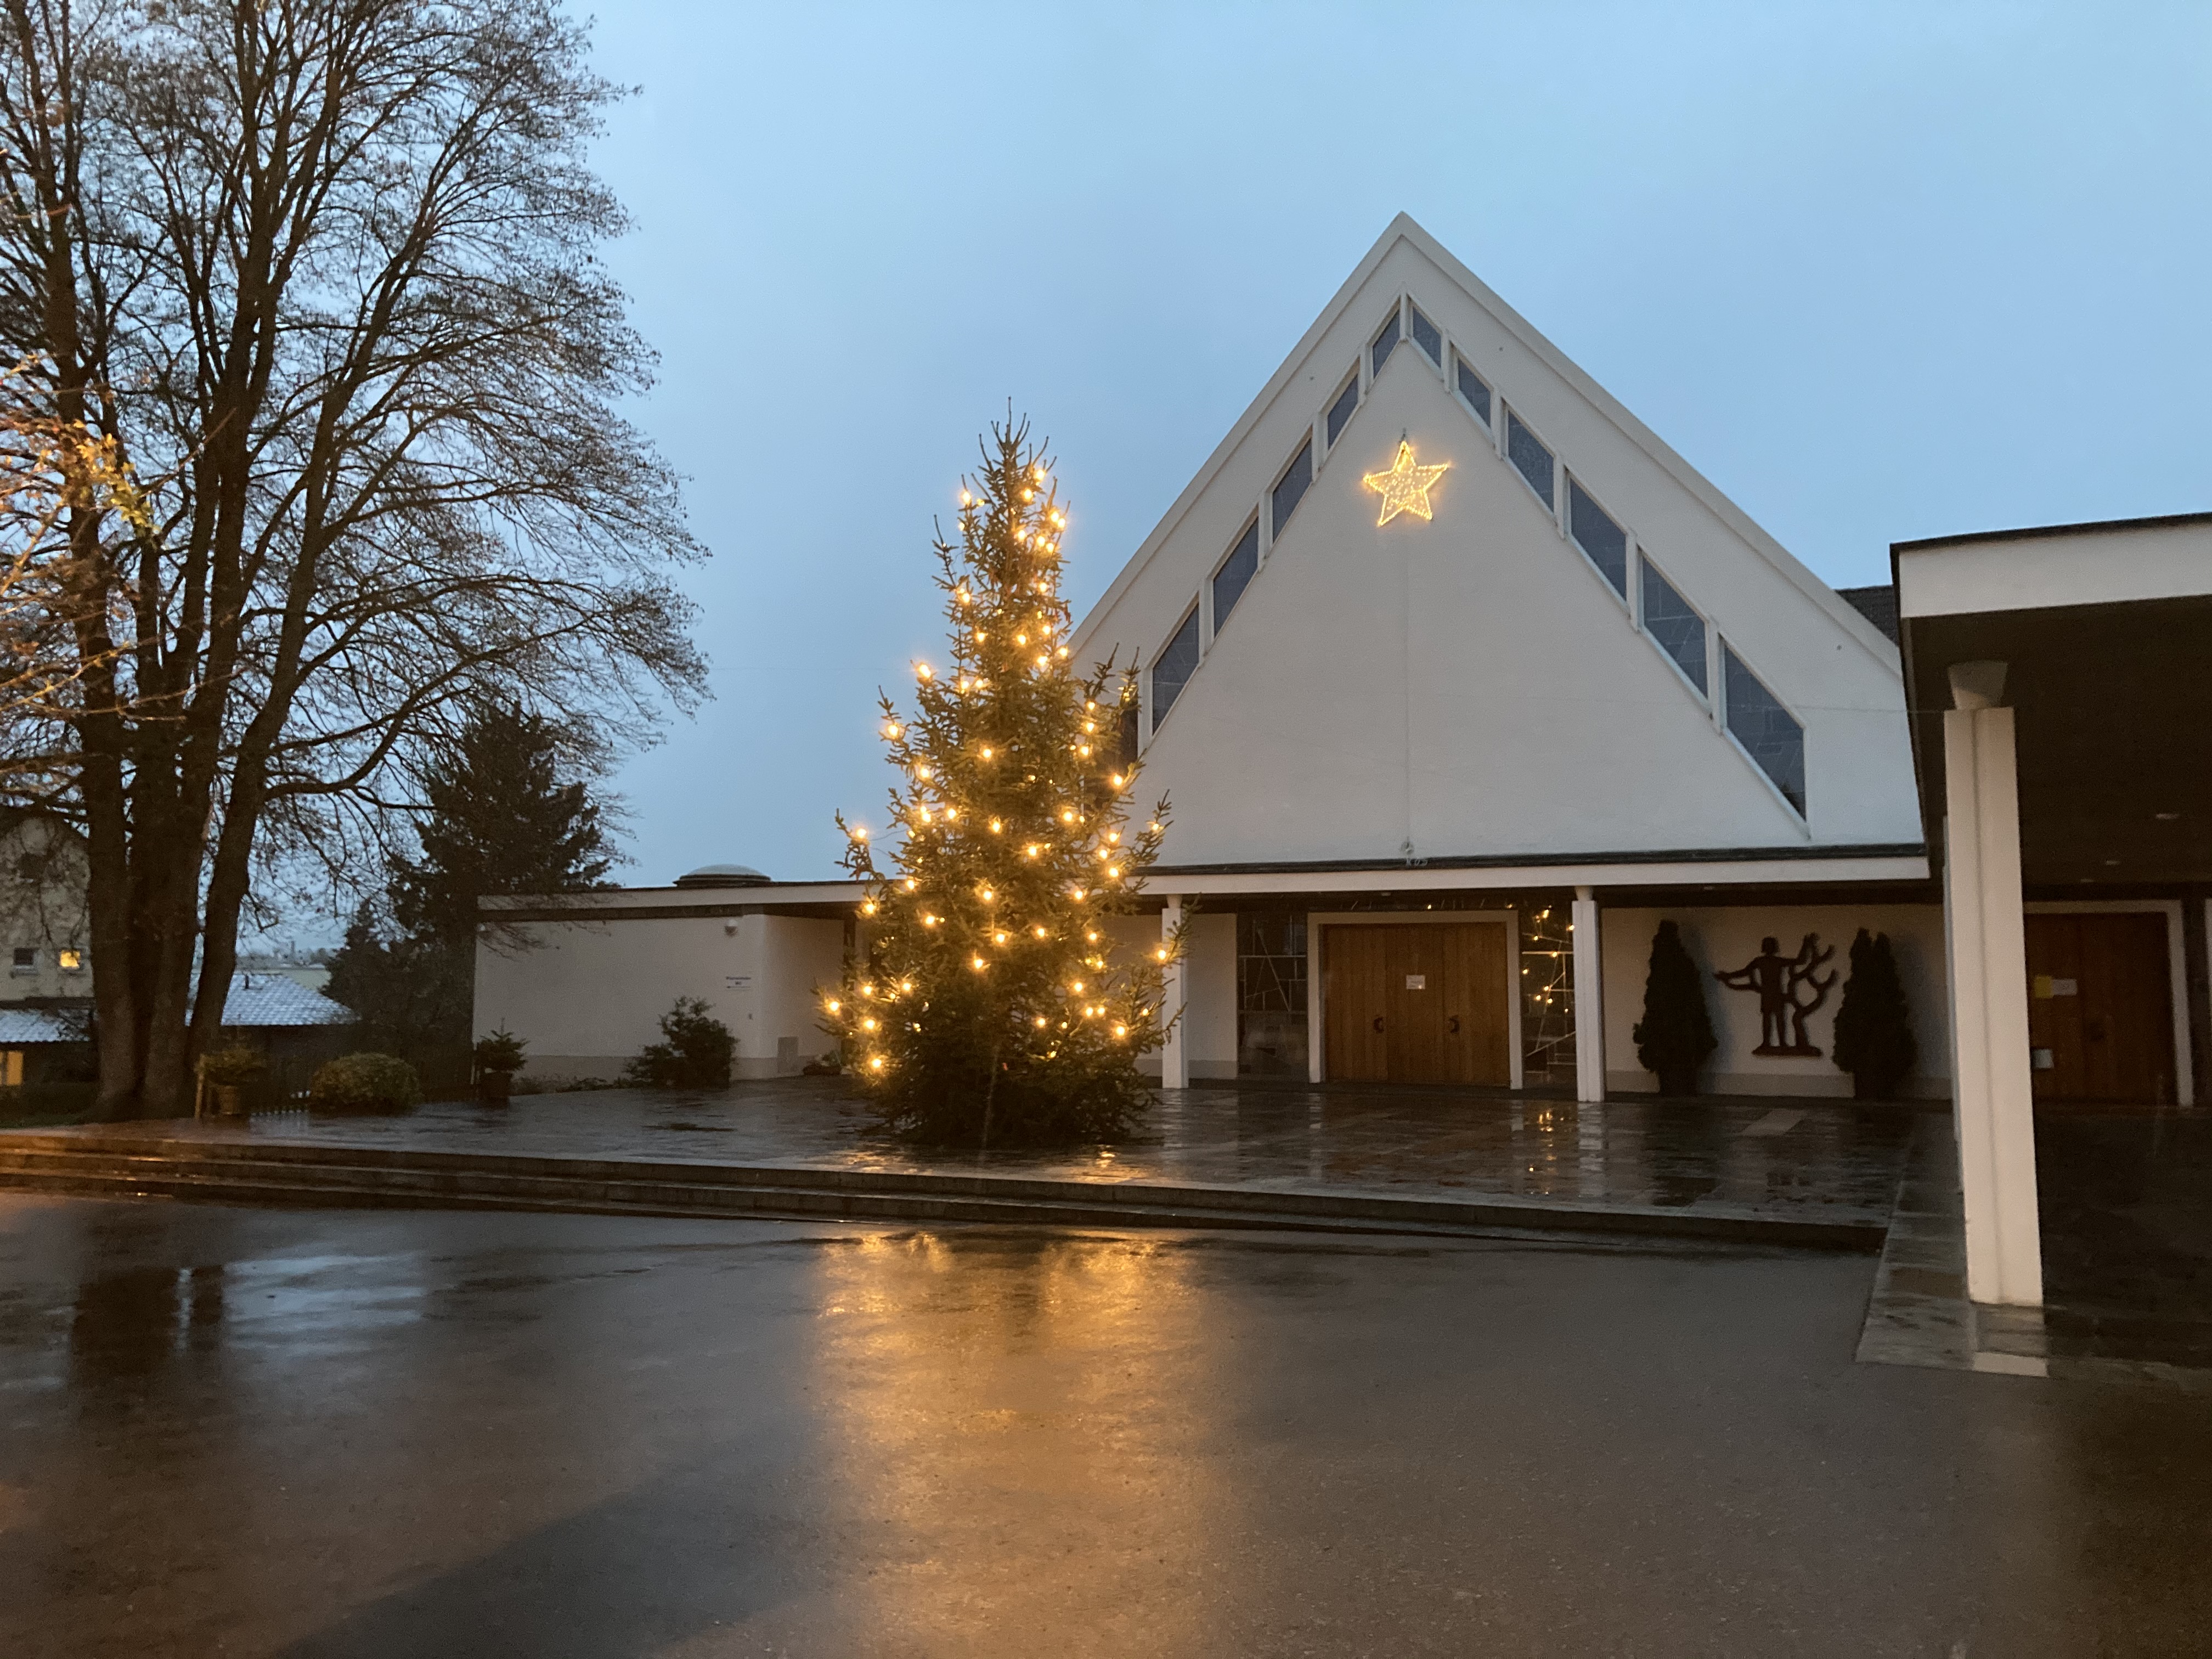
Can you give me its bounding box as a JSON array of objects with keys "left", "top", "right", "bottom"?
[
  {"left": 199, "top": 1043, "right": 266, "bottom": 1116},
  {"left": 474, "top": 1028, "right": 527, "bottom": 1103}
]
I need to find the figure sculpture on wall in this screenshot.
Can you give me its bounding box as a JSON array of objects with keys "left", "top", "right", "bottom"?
[{"left": 1713, "top": 933, "right": 1837, "bottom": 1056}]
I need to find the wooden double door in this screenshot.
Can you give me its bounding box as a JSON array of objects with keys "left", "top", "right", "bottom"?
[
  {"left": 2025, "top": 911, "right": 2175, "bottom": 1106},
  {"left": 1323, "top": 923, "right": 1510, "bottom": 1085}
]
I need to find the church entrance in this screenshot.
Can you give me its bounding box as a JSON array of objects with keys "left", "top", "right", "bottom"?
[
  {"left": 2025, "top": 911, "right": 2177, "bottom": 1106},
  {"left": 1321, "top": 922, "right": 1510, "bottom": 1085}
]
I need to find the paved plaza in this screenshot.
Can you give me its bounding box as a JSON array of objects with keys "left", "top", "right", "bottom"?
[
  {"left": 47, "top": 1077, "right": 1923, "bottom": 1228},
  {"left": 5, "top": 1193, "right": 2211, "bottom": 1658}
]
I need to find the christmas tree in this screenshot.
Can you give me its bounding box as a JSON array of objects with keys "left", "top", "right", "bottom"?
[{"left": 825, "top": 419, "right": 1181, "bottom": 1147}]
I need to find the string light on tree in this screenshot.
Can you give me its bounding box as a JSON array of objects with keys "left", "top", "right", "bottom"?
[{"left": 826, "top": 416, "right": 1184, "bottom": 1148}]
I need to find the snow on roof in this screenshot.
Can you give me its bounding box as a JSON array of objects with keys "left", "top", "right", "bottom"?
[
  {"left": 222, "top": 972, "right": 354, "bottom": 1028},
  {"left": 0, "top": 1006, "right": 80, "bottom": 1044}
]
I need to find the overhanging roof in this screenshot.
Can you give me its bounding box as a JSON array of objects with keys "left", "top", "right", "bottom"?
[{"left": 1895, "top": 514, "right": 2212, "bottom": 886}]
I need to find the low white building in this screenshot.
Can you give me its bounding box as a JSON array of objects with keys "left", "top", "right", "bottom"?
[{"left": 478, "top": 217, "right": 2206, "bottom": 1189}]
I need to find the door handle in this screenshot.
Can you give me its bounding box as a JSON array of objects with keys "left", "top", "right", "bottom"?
[
  {"left": 1448, "top": 1015, "right": 1460, "bottom": 1034},
  {"left": 1373, "top": 1015, "right": 1385, "bottom": 1033}
]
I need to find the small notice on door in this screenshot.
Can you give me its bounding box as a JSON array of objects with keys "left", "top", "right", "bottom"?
[
  {"left": 725, "top": 975, "right": 751, "bottom": 991},
  {"left": 2033, "top": 975, "right": 2078, "bottom": 998},
  {"left": 1404, "top": 974, "right": 1426, "bottom": 990}
]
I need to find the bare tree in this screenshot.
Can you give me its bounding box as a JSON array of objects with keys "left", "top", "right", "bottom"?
[{"left": 0, "top": 0, "right": 707, "bottom": 1116}]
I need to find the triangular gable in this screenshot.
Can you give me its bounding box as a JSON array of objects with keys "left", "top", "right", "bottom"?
[{"left": 1071, "top": 216, "right": 1921, "bottom": 867}]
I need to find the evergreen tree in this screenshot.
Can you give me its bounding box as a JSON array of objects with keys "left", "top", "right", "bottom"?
[
  {"left": 392, "top": 706, "right": 614, "bottom": 947},
  {"left": 328, "top": 706, "right": 614, "bottom": 1086},
  {"left": 824, "top": 420, "right": 1180, "bottom": 1147},
  {"left": 1831, "top": 928, "right": 1918, "bottom": 1099},
  {"left": 1632, "top": 919, "right": 1717, "bottom": 1096}
]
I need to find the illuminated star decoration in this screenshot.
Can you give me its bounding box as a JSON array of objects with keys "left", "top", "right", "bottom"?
[{"left": 1362, "top": 439, "right": 1451, "bottom": 526}]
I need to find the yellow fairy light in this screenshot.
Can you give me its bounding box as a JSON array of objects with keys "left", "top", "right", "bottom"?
[
  {"left": 861, "top": 983, "right": 876, "bottom": 997},
  {"left": 989, "top": 817, "right": 1003, "bottom": 833},
  {"left": 870, "top": 1056, "right": 885, "bottom": 1071},
  {"left": 1071, "top": 980, "right": 1085, "bottom": 992},
  {"left": 1077, "top": 744, "right": 1091, "bottom": 758},
  {"left": 882, "top": 722, "right": 901, "bottom": 740},
  {"left": 981, "top": 887, "right": 995, "bottom": 901},
  {"left": 902, "top": 878, "right": 917, "bottom": 890},
  {"left": 1113, "top": 1024, "right": 1126, "bottom": 1039},
  {"left": 850, "top": 825, "right": 869, "bottom": 840},
  {"left": 915, "top": 662, "right": 933, "bottom": 679},
  {"left": 1034, "top": 1015, "right": 1048, "bottom": 1028},
  {"left": 994, "top": 931, "right": 1009, "bottom": 945},
  {"left": 1107, "top": 866, "right": 1121, "bottom": 878},
  {"left": 1060, "top": 809, "right": 1075, "bottom": 823},
  {"left": 825, "top": 999, "right": 840, "bottom": 1014},
  {"left": 1085, "top": 931, "right": 1098, "bottom": 942},
  {"left": 1016, "top": 632, "right": 1028, "bottom": 645},
  {"left": 944, "top": 806, "right": 957, "bottom": 821},
  {"left": 981, "top": 746, "right": 994, "bottom": 759},
  {"left": 960, "top": 489, "right": 973, "bottom": 505},
  {"left": 1111, "top": 775, "right": 1125, "bottom": 789},
  {"left": 862, "top": 1017, "right": 878, "bottom": 1032},
  {"left": 1024, "top": 844, "right": 1040, "bottom": 858},
  {"left": 971, "top": 956, "right": 987, "bottom": 972},
  {"left": 1035, "top": 655, "right": 1049, "bottom": 670},
  {"left": 923, "top": 914, "right": 939, "bottom": 927},
  {"left": 1057, "top": 647, "right": 1069, "bottom": 659},
  {"left": 1034, "top": 927, "right": 1048, "bottom": 939},
  {"left": 899, "top": 980, "right": 912, "bottom": 994},
  {"left": 861, "top": 900, "right": 877, "bottom": 916},
  {"left": 914, "top": 764, "right": 932, "bottom": 779},
  {"left": 1362, "top": 439, "right": 1451, "bottom": 526}
]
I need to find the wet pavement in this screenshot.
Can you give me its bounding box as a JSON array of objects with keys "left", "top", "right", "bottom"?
[
  {"left": 4, "top": 1195, "right": 2209, "bottom": 1657},
  {"left": 31, "top": 1077, "right": 1921, "bottom": 1228}
]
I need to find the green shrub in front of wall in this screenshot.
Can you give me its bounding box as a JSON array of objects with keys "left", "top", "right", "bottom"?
[
  {"left": 624, "top": 998, "right": 735, "bottom": 1091},
  {"left": 1832, "top": 929, "right": 1918, "bottom": 1100},
  {"left": 309, "top": 1052, "right": 424, "bottom": 1113},
  {"left": 1632, "top": 919, "right": 1718, "bottom": 1097}
]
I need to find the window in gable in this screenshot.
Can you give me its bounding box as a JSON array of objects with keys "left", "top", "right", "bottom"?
[
  {"left": 1371, "top": 306, "right": 1402, "bottom": 375},
  {"left": 1506, "top": 412, "right": 1555, "bottom": 509},
  {"left": 1408, "top": 303, "right": 1442, "bottom": 365},
  {"left": 1453, "top": 355, "right": 1491, "bottom": 426},
  {"left": 9, "top": 947, "right": 31, "bottom": 975},
  {"left": 1723, "top": 644, "right": 1806, "bottom": 815},
  {"left": 1567, "top": 478, "right": 1628, "bottom": 597},
  {"left": 1324, "top": 374, "right": 1359, "bottom": 448},
  {"left": 1639, "top": 554, "right": 1706, "bottom": 692},
  {"left": 1212, "top": 520, "right": 1261, "bottom": 631},
  {"left": 1270, "top": 438, "right": 1313, "bottom": 538},
  {"left": 1150, "top": 606, "right": 1201, "bottom": 733}
]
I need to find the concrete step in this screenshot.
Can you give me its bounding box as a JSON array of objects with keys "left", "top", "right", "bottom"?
[{"left": 0, "top": 1136, "right": 1886, "bottom": 1250}]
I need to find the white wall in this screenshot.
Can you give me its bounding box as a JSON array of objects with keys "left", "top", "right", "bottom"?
[
  {"left": 1601, "top": 904, "right": 1951, "bottom": 1098},
  {"left": 1107, "top": 909, "right": 1237, "bottom": 1080},
  {"left": 474, "top": 912, "right": 848, "bottom": 1081},
  {"left": 1074, "top": 232, "right": 1920, "bottom": 868}
]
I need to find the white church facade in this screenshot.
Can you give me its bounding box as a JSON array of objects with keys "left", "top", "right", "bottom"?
[{"left": 477, "top": 217, "right": 2202, "bottom": 1138}]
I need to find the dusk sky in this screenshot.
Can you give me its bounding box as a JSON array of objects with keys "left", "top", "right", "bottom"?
[{"left": 576, "top": 2, "right": 2212, "bottom": 890}]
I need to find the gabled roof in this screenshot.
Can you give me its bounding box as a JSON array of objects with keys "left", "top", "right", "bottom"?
[
  {"left": 1073, "top": 212, "right": 1897, "bottom": 670},
  {"left": 224, "top": 972, "right": 354, "bottom": 1028}
]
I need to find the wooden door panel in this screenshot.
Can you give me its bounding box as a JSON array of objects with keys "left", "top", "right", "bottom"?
[
  {"left": 1386, "top": 926, "right": 1446, "bottom": 1082},
  {"left": 1443, "top": 923, "right": 1511, "bottom": 1086},
  {"left": 2027, "top": 912, "right": 2173, "bottom": 1105},
  {"left": 1324, "top": 927, "right": 1389, "bottom": 1082}
]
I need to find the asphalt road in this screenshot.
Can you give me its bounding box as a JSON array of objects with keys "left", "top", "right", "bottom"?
[{"left": 1, "top": 1194, "right": 2206, "bottom": 1657}]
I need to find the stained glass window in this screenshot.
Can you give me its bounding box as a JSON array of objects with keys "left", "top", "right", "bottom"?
[
  {"left": 1212, "top": 520, "right": 1260, "bottom": 631},
  {"left": 1568, "top": 479, "right": 1627, "bottom": 597},
  {"left": 1150, "top": 606, "right": 1200, "bottom": 733},
  {"left": 1724, "top": 644, "right": 1805, "bottom": 814},
  {"left": 1371, "top": 307, "right": 1402, "bottom": 375},
  {"left": 1325, "top": 375, "right": 1359, "bottom": 447},
  {"left": 1454, "top": 356, "right": 1491, "bottom": 425},
  {"left": 1408, "top": 303, "right": 1442, "bottom": 365},
  {"left": 1640, "top": 555, "right": 1705, "bottom": 692},
  {"left": 1507, "top": 413, "right": 1554, "bottom": 507},
  {"left": 1270, "top": 438, "right": 1313, "bottom": 538}
]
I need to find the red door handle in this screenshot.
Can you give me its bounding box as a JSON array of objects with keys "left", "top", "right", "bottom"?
[{"left": 1372, "top": 1015, "right": 1385, "bottom": 1032}]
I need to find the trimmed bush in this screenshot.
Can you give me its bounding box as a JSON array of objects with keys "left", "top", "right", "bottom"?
[
  {"left": 199, "top": 1042, "right": 267, "bottom": 1086},
  {"left": 1632, "top": 919, "right": 1717, "bottom": 1096},
  {"left": 1832, "top": 928, "right": 1918, "bottom": 1099},
  {"left": 310, "top": 1052, "right": 423, "bottom": 1113},
  {"left": 624, "top": 997, "right": 735, "bottom": 1090}
]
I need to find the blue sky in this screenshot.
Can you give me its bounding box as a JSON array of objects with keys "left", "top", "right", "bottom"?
[{"left": 579, "top": 1, "right": 2212, "bottom": 888}]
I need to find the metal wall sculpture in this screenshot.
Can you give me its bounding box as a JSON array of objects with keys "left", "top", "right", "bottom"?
[{"left": 1713, "top": 933, "right": 1837, "bottom": 1056}]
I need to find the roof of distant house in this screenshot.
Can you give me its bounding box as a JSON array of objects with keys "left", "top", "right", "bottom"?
[
  {"left": 0, "top": 1005, "right": 80, "bottom": 1044},
  {"left": 223, "top": 972, "right": 354, "bottom": 1028}
]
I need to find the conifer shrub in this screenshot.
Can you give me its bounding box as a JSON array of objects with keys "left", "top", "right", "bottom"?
[
  {"left": 310, "top": 1052, "right": 423, "bottom": 1113},
  {"left": 624, "top": 998, "right": 735, "bottom": 1090},
  {"left": 1831, "top": 928, "right": 1918, "bottom": 1099},
  {"left": 1632, "top": 919, "right": 1717, "bottom": 1096}
]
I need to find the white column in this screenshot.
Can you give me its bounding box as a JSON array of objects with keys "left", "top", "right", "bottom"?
[
  {"left": 1944, "top": 691, "right": 2042, "bottom": 1307},
  {"left": 1160, "top": 896, "right": 1188, "bottom": 1090},
  {"left": 1572, "top": 885, "right": 1605, "bottom": 1104}
]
